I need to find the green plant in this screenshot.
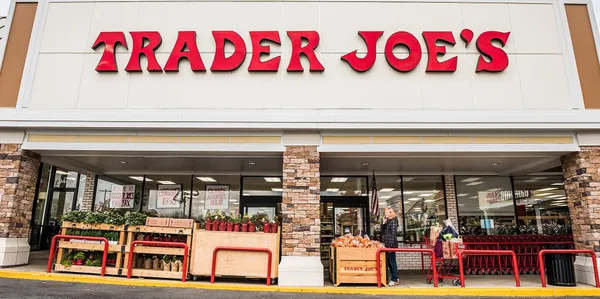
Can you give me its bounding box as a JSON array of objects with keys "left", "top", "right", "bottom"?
[
  {"left": 103, "top": 212, "right": 126, "bottom": 225},
  {"left": 62, "top": 210, "right": 87, "bottom": 223},
  {"left": 162, "top": 255, "right": 171, "bottom": 263},
  {"left": 124, "top": 211, "right": 147, "bottom": 226},
  {"left": 83, "top": 212, "right": 107, "bottom": 224},
  {"left": 60, "top": 252, "right": 74, "bottom": 267},
  {"left": 73, "top": 252, "right": 86, "bottom": 261},
  {"left": 242, "top": 214, "right": 250, "bottom": 224}
]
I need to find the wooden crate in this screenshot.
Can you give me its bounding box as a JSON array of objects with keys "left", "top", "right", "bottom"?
[
  {"left": 54, "top": 222, "right": 127, "bottom": 276},
  {"left": 330, "top": 247, "right": 386, "bottom": 286},
  {"left": 123, "top": 225, "right": 193, "bottom": 280},
  {"left": 190, "top": 224, "right": 280, "bottom": 279}
]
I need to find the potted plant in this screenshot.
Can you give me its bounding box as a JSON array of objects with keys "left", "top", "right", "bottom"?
[
  {"left": 162, "top": 255, "right": 171, "bottom": 272},
  {"left": 270, "top": 216, "right": 279, "bottom": 233},
  {"left": 219, "top": 214, "right": 227, "bottom": 231},
  {"left": 241, "top": 214, "right": 249, "bottom": 232},
  {"left": 211, "top": 212, "right": 221, "bottom": 231},
  {"left": 248, "top": 215, "right": 257, "bottom": 233},
  {"left": 233, "top": 217, "right": 241, "bottom": 232},
  {"left": 263, "top": 216, "right": 271, "bottom": 233},
  {"left": 204, "top": 212, "right": 212, "bottom": 231},
  {"left": 73, "top": 252, "right": 85, "bottom": 266},
  {"left": 226, "top": 218, "right": 234, "bottom": 232}
]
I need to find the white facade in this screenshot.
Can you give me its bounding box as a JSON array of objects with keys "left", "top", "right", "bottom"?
[{"left": 0, "top": 0, "right": 597, "bottom": 132}]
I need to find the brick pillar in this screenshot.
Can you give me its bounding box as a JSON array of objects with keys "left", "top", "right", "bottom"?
[
  {"left": 279, "top": 145, "right": 323, "bottom": 286},
  {"left": 444, "top": 175, "right": 459, "bottom": 226},
  {"left": 0, "top": 144, "right": 41, "bottom": 267},
  {"left": 81, "top": 174, "right": 96, "bottom": 211},
  {"left": 561, "top": 147, "right": 600, "bottom": 285}
]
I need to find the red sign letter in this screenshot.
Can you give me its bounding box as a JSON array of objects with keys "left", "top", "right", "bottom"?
[
  {"left": 124, "top": 31, "right": 163, "bottom": 72},
  {"left": 287, "top": 31, "right": 325, "bottom": 72},
  {"left": 211, "top": 31, "right": 247, "bottom": 72},
  {"left": 341, "top": 31, "right": 382, "bottom": 72},
  {"left": 248, "top": 31, "right": 281, "bottom": 72},
  {"left": 476, "top": 31, "right": 510, "bottom": 72},
  {"left": 92, "top": 32, "right": 128, "bottom": 72},
  {"left": 422, "top": 31, "right": 457, "bottom": 72},
  {"left": 385, "top": 31, "right": 422, "bottom": 72},
  {"left": 164, "top": 31, "right": 205, "bottom": 72}
]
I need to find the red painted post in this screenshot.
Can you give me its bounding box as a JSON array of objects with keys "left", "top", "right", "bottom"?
[
  {"left": 210, "top": 246, "right": 272, "bottom": 286},
  {"left": 126, "top": 241, "right": 189, "bottom": 282},
  {"left": 47, "top": 235, "right": 109, "bottom": 276},
  {"left": 538, "top": 249, "right": 599, "bottom": 288},
  {"left": 375, "top": 248, "right": 437, "bottom": 288}
]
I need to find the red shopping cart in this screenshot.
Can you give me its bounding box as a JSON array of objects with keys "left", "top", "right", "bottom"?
[{"left": 423, "top": 235, "right": 463, "bottom": 286}]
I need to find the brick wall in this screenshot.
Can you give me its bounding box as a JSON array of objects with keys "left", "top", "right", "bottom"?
[
  {"left": 0, "top": 145, "right": 41, "bottom": 238},
  {"left": 444, "top": 175, "right": 458, "bottom": 225},
  {"left": 396, "top": 243, "right": 431, "bottom": 270},
  {"left": 81, "top": 174, "right": 96, "bottom": 211},
  {"left": 281, "top": 146, "right": 320, "bottom": 257},
  {"left": 562, "top": 147, "right": 600, "bottom": 252}
]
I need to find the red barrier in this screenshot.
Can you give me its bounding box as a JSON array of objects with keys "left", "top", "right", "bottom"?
[
  {"left": 126, "top": 241, "right": 189, "bottom": 282},
  {"left": 458, "top": 250, "right": 520, "bottom": 288},
  {"left": 538, "top": 249, "right": 599, "bottom": 288},
  {"left": 376, "top": 248, "right": 438, "bottom": 288},
  {"left": 47, "top": 235, "right": 109, "bottom": 276},
  {"left": 211, "top": 246, "right": 272, "bottom": 286}
]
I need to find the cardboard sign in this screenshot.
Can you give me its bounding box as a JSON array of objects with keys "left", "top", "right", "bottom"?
[
  {"left": 110, "top": 185, "right": 135, "bottom": 209},
  {"left": 157, "top": 184, "right": 182, "bottom": 208},
  {"left": 205, "top": 185, "right": 229, "bottom": 210}
]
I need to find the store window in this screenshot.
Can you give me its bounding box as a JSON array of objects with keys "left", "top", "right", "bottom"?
[
  {"left": 371, "top": 175, "right": 403, "bottom": 233},
  {"left": 191, "top": 175, "right": 241, "bottom": 220},
  {"left": 53, "top": 168, "right": 78, "bottom": 188},
  {"left": 94, "top": 175, "right": 145, "bottom": 212},
  {"left": 240, "top": 176, "right": 282, "bottom": 219},
  {"left": 75, "top": 174, "right": 87, "bottom": 210},
  {"left": 321, "top": 177, "right": 367, "bottom": 197},
  {"left": 513, "top": 176, "right": 570, "bottom": 235},
  {"left": 143, "top": 175, "right": 192, "bottom": 218},
  {"left": 242, "top": 176, "right": 282, "bottom": 196},
  {"left": 456, "top": 176, "right": 515, "bottom": 235},
  {"left": 402, "top": 176, "right": 445, "bottom": 242},
  {"left": 32, "top": 164, "right": 52, "bottom": 226}
]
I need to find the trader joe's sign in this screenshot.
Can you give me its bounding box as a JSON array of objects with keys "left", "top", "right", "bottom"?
[
  {"left": 157, "top": 184, "right": 182, "bottom": 208},
  {"left": 110, "top": 185, "right": 135, "bottom": 209},
  {"left": 205, "top": 185, "right": 229, "bottom": 210}
]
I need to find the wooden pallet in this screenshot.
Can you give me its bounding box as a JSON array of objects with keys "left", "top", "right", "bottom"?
[
  {"left": 54, "top": 264, "right": 121, "bottom": 276},
  {"left": 330, "top": 247, "right": 386, "bottom": 287}
]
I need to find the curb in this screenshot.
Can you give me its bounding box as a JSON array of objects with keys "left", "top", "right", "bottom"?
[{"left": 1, "top": 270, "right": 599, "bottom": 296}]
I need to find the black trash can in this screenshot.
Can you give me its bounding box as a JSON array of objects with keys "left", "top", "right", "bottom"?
[{"left": 545, "top": 253, "right": 576, "bottom": 286}]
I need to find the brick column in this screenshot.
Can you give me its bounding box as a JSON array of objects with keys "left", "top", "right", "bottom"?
[
  {"left": 81, "top": 174, "right": 96, "bottom": 211},
  {"left": 0, "top": 144, "right": 41, "bottom": 267},
  {"left": 279, "top": 145, "right": 323, "bottom": 286},
  {"left": 562, "top": 147, "right": 600, "bottom": 285},
  {"left": 444, "top": 175, "right": 459, "bottom": 225}
]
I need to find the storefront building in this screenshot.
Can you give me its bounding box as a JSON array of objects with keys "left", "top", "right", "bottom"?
[{"left": 0, "top": 0, "right": 599, "bottom": 287}]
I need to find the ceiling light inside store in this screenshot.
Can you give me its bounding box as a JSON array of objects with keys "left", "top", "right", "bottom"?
[
  {"left": 424, "top": 199, "right": 436, "bottom": 203},
  {"left": 403, "top": 191, "right": 415, "bottom": 195},
  {"left": 470, "top": 196, "right": 478, "bottom": 199},
  {"left": 129, "top": 176, "right": 150, "bottom": 181},
  {"left": 419, "top": 193, "right": 433, "bottom": 197},
  {"left": 414, "top": 208, "right": 421, "bottom": 211},
  {"left": 407, "top": 198, "right": 420, "bottom": 201},
  {"left": 361, "top": 162, "right": 369, "bottom": 166},
  {"left": 457, "top": 193, "right": 468, "bottom": 197},
  {"left": 271, "top": 188, "right": 283, "bottom": 192},
  {"left": 248, "top": 161, "right": 256, "bottom": 165},
  {"left": 197, "top": 177, "right": 217, "bottom": 182},
  {"left": 466, "top": 182, "right": 483, "bottom": 186},
  {"left": 326, "top": 188, "right": 340, "bottom": 192},
  {"left": 56, "top": 170, "right": 68, "bottom": 175},
  {"left": 461, "top": 177, "right": 480, "bottom": 183},
  {"left": 243, "top": 193, "right": 250, "bottom": 196},
  {"left": 264, "top": 177, "right": 281, "bottom": 182},
  {"left": 331, "top": 177, "right": 348, "bottom": 183},
  {"left": 485, "top": 188, "right": 502, "bottom": 192},
  {"left": 551, "top": 182, "right": 564, "bottom": 186},
  {"left": 67, "top": 177, "right": 76, "bottom": 180},
  {"left": 547, "top": 195, "right": 564, "bottom": 198},
  {"left": 380, "top": 196, "right": 391, "bottom": 200},
  {"left": 491, "top": 162, "right": 501, "bottom": 166},
  {"left": 157, "top": 181, "right": 176, "bottom": 185},
  {"left": 403, "top": 177, "right": 414, "bottom": 181},
  {"left": 536, "top": 187, "right": 558, "bottom": 192},
  {"left": 119, "top": 161, "right": 127, "bottom": 164},
  {"left": 535, "top": 193, "right": 553, "bottom": 197},
  {"left": 380, "top": 188, "right": 395, "bottom": 192}
]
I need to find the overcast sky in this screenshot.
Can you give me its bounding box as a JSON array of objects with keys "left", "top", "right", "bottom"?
[{"left": 0, "top": 0, "right": 599, "bottom": 41}]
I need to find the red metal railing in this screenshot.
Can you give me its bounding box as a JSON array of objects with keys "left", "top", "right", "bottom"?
[
  {"left": 538, "top": 249, "right": 600, "bottom": 288},
  {"left": 47, "top": 235, "right": 109, "bottom": 276},
  {"left": 376, "top": 248, "right": 438, "bottom": 288},
  {"left": 126, "top": 241, "right": 189, "bottom": 282},
  {"left": 211, "top": 246, "right": 272, "bottom": 286},
  {"left": 458, "top": 250, "right": 520, "bottom": 288}
]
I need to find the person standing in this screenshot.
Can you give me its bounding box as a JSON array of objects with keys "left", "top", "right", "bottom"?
[{"left": 381, "top": 207, "right": 399, "bottom": 286}]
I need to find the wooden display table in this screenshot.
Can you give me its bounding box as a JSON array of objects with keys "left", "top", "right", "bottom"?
[
  {"left": 330, "top": 247, "right": 386, "bottom": 286},
  {"left": 190, "top": 225, "right": 279, "bottom": 280}
]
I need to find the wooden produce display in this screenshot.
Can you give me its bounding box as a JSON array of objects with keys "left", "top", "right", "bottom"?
[
  {"left": 54, "top": 221, "right": 126, "bottom": 276},
  {"left": 330, "top": 247, "right": 386, "bottom": 287},
  {"left": 190, "top": 224, "right": 280, "bottom": 280},
  {"left": 124, "top": 225, "right": 193, "bottom": 280}
]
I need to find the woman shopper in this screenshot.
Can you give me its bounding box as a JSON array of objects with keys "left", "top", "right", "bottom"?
[{"left": 381, "top": 207, "right": 399, "bottom": 286}]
